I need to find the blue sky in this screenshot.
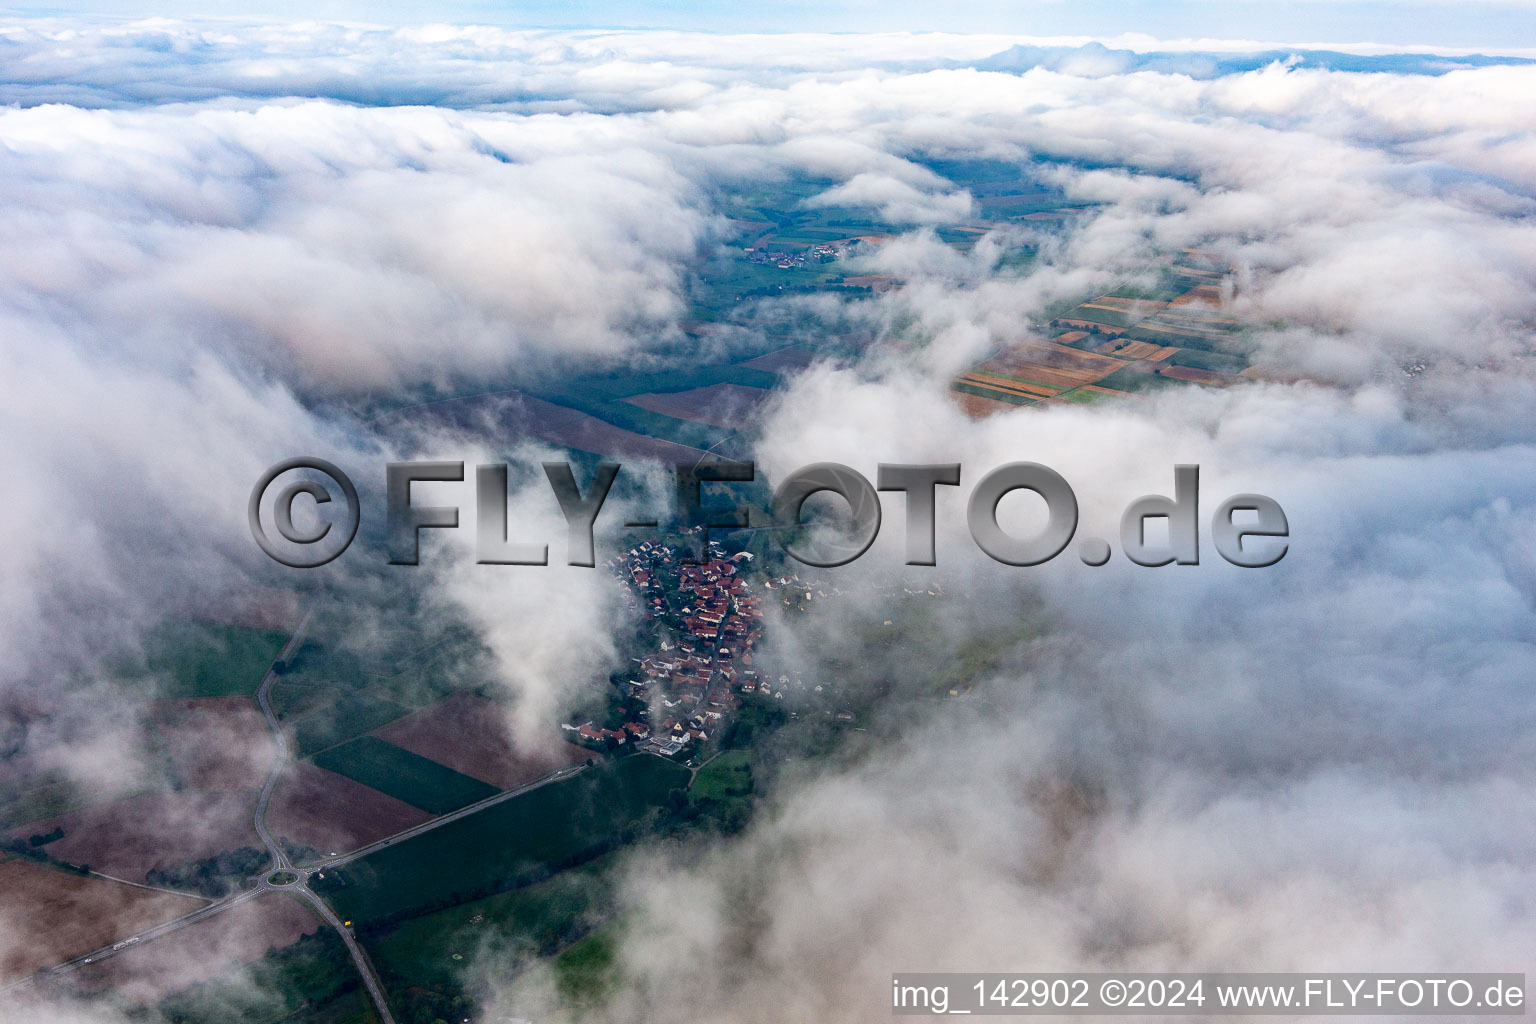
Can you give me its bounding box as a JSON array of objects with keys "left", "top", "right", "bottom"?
[{"left": 6, "top": 0, "right": 1536, "bottom": 50}]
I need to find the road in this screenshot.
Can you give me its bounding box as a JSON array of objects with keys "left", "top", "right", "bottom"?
[
  {"left": 312, "top": 762, "right": 586, "bottom": 871},
  {"left": 248, "top": 606, "right": 399, "bottom": 1024},
  {"left": 3, "top": 607, "right": 399, "bottom": 1024},
  {"left": 6, "top": 606, "right": 590, "bottom": 1020},
  {"left": 31, "top": 888, "right": 267, "bottom": 983},
  {"left": 252, "top": 607, "right": 312, "bottom": 873}
]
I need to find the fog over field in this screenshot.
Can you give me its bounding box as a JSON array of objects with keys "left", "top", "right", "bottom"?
[{"left": 1, "top": 18, "right": 1533, "bottom": 1023}]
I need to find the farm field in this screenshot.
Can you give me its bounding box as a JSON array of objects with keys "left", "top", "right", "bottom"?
[
  {"left": 1113, "top": 340, "right": 1178, "bottom": 360},
  {"left": 1157, "top": 365, "right": 1246, "bottom": 385},
  {"left": 0, "top": 762, "right": 103, "bottom": 832},
  {"left": 0, "top": 855, "right": 202, "bottom": 983},
  {"left": 952, "top": 388, "right": 1028, "bottom": 416},
  {"left": 1056, "top": 294, "right": 1168, "bottom": 329},
  {"left": 273, "top": 637, "right": 368, "bottom": 691},
  {"left": 266, "top": 762, "right": 432, "bottom": 860},
  {"left": 1094, "top": 363, "right": 1185, "bottom": 394},
  {"left": 311, "top": 736, "right": 499, "bottom": 816},
  {"left": 141, "top": 622, "right": 287, "bottom": 699},
  {"left": 534, "top": 360, "right": 785, "bottom": 450},
  {"left": 71, "top": 890, "right": 321, "bottom": 1001},
  {"left": 10, "top": 791, "right": 260, "bottom": 881},
  {"left": 740, "top": 346, "right": 817, "bottom": 373},
  {"left": 374, "top": 692, "right": 588, "bottom": 791},
  {"left": 149, "top": 927, "right": 367, "bottom": 1024},
  {"left": 150, "top": 697, "right": 275, "bottom": 792},
  {"left": 622, "top": 382, "right": 771, "bottom": 429},
  {"left": 540, "top": 359, "right": 781, "bottom": 404},
  {"left": 312, "top": 755, "right": 689, "bottom": 924},
  {"left": 957, "top": 369, "right": 1061, "bottom": 398},
  {"left": 211, "top": 589, "right": 303, "bottom": 633},
  {"left": 1127, "top": 283, "right": 1240, "bottom": 347},
  {"left": 953, "top": 258, "right": 1254, "bottom": 415},
  {"left": 291, "top": 691, "right": 412, "bottom": 758},
  {"left": 691, "top": 750, "right": 753, "bottom": 802},
  {"left": 840, "top": 273, "right": 902, "bottom": 291},
  {"left": 269, "top": 678, "right": 338, "bottom": 721},
  {"left": 411, "top": 391, "right": 715, "bottom": 467},
  {"left": 276, "top": 611, "right": 483, "bottom": 709},
  {"left": 367, "top": 859, "right": 616, "bottom": 999},
  {"left": 981, "top": 342, "right": 1127, "bottom": 389},
  {"left": 951, "top": 380, "right": 1035, "bottom": 407}
]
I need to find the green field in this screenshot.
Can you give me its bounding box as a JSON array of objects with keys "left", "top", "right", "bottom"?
[
  {"left": 690, "top": 750, "right": 753, "bottom": 802},
  {"left": 1123, "top": 323, "right": 1236, "bottom": 353},
  {"left": 277, "top": 612, "right": 489, "bottom": 705},
  {"left": 270, "top": 679, "right": 337, "bottom": 720},
  {"left": 368, "top": 859, "right": 616, "bottom": 996},
  {"left": 975, "top": 368, "right": 1063, "bottom": 392},
  {"left": 591, "top": 398, "right": 731, "bottom": 450},
  {"left": 552, "top": 925, "right": 622, "bottom": 1012},
  {"left": 0, "top": 771, "right": 85, "bottom": 831},
  {"left": 143, "top": 622, "right": 287, "bottom": 698},
  {"left": 293, "top": 693, "right": 411, "bottom": 757},
  {"left": 1167, "top": 347, "right": 1249, "bottom": 372},
  {"left": 313, "top": 755, "right": 689, "bottom": 924},
  {"left": 1058, "top": 304, "right": 1146, "bottom": 330},
  {"left": 1057, "top": 387, "right": 1107, "bottom": 405},
  {"left": 151, "top": 922, "right": 372, "bottom": 1024},
  {"left": 311, "top": 737, "right": 498, "bottom": 815},
  {"left": 951, "top": 381, "right": 1033, "bottom": 406},
  {"left": 526, "top": 357, "right": 789, "bottom": 454},
  {"left": 1093, "top": 365, "right": 1187, "bottom": 394},
  {"left": 537, "top": 360, "right": 779, "bottom": 407}
]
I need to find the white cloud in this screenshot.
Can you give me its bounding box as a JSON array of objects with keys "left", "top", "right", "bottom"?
[{"left": 1, "top": 18, "right": 1533, "bottom": 1020}]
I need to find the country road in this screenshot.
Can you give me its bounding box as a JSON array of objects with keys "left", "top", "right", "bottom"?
[
  {"left": 2, "top": 607, "right": 398, "bottom": 1024},
  {"left": 311, "top": 762, "right": 587, "bottom": 872},
  {"left": 250, "top": 605, "right": 399, "bottom": 1024},
  {"left": 3, "top": 605, "right": 592, "bottom": 1022},
  {"left": 252, "top": 606, "right": 313, "bottom": 874}
]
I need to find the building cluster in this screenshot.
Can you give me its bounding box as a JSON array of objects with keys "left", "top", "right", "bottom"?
[
  {"left": 742, "top": 243, "right": 840, "bottom": 269},
  {"left": 741, "top": 234, "right": 887, "bottom": 269},
  {"left": 579, "top": 539, "right": 769, "bottom": 758}
]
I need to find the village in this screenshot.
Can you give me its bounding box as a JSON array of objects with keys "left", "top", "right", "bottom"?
[
  {"left": 566, "top": 536, "right": 770, "bottom": 759},
  {"left": 741, "top": 236, "right": 880, "bottom": 270}
]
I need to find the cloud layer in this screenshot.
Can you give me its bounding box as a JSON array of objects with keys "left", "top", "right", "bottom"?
[{"left": 1, "top": 17, "right": 1533, "bottom": 1022}]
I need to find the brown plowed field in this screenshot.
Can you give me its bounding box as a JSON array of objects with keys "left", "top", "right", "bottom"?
[
  {"left": 0, "top": 856, "right": 202, "bottom": 983},
  {"left": 71, "top": 890, "right": 320, "bottom": 1001},
  {"left": 150, "top": 697, "right": 275, "bottom": 792},
  {"left": 11, "top": 791, "right": 260, "bottom": 881},
  {"left": 741, "top": 347, "right": 818, "bottom": 373},
  {"left": 392, "top": 392, "right": 712, "bottom": 467},
  {"left": 953, "top": 390, "right": 1026, "bottom": 418},
  {"left": 265, "top": 762, "right": 431, "bottom": 860},
  {"left": 1158, "top": 365, "right": 1244, "bottom": 386},
  {"left": 374, "top": 692, "right": 588, "bottom": 791},
  {"left": 981, "top": 343, "right": 1125, "bottom": 389},
  {"left": 958, "top": 371, "right": 1059, "bottom": 399},
  {"left": 623, "top": 383, "right": 771, "bottom": 429},
  {"left": 1115, "top": 341, "right": 1177, "bottom": 361}
]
